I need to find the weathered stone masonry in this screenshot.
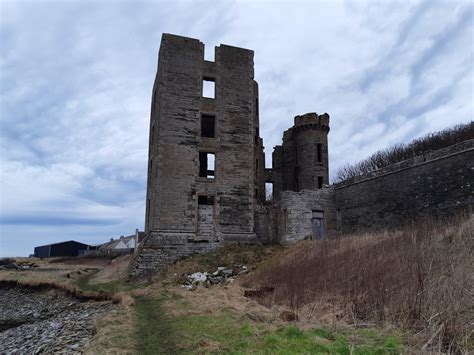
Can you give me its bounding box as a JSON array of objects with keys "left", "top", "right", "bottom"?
[
  {"left": 131, "top": 33, "right": 473, "bottom": 276},
  {"left": 131, "top": 34, "right": 265, "bottom": 276},
  {"left": 334, "top": 139, "right": 474, "bottom": 232}
]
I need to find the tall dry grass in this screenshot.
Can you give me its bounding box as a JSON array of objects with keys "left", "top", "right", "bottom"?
[{"left": 243, "top": 214, "right": 473, "bottom": 353}]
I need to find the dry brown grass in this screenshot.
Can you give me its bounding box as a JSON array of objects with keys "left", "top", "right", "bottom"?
[
  {"left": 243, "top": 214, "right": 474, "bottom": 353},
  {"left": 88, "top": 255, "right": 132, "bottom": 284},
  {"left": 0, "top": 279, "right": 120, "bottom": 303},
  {"left": 84, "top": 302, "right": 139, "bottom": 355}
]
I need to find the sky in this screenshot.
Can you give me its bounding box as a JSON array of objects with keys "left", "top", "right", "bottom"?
[{"left": 0, "top": 0, "right": 472, "bottom": 257}]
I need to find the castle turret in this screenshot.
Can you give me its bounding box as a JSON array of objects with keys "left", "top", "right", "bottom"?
[{"left": 272, "top": 112, "right": 330, "bottom": 198}]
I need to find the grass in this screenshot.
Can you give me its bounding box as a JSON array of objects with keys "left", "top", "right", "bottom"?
[
  {"left": 244, "top": 214, "right": 473, "bottom": 353},
  {"left": 134, "top": 292, "right": 402, "bottom": 354},
  {"left": 70, "top": 261, "right": 150, "bottom": 294},
  {"left": 74, "top": 269, "right": 142, "bottom": 293}
]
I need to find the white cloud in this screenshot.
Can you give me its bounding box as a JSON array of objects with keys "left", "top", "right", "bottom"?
[{"left": 0, "top": 0, "right": 472, "bottom": 256}]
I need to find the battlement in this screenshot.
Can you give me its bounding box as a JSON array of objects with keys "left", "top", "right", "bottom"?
[
  {"left": 292, "top": 112, "right": 330, "bottom": 133},
  {"left": 161, "top": 33, "right": 254, "bottom": 69},
  {"left": 294, "top": 112, "right": 329, "bottom": 126}
]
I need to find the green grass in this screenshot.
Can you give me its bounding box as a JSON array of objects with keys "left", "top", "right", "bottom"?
[
  {"left": 74, "top": 269, "right": 145, "bottom": 293},
  {"left": 134, "top": 293, "right": 403, "bottom": 354}
]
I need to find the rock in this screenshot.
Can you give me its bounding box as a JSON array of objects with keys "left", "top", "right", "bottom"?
[
  {"left": 221, "top": 268, "right": 233, "bottom": 277},
  {"left": 208, "top": 276, "right": 224, "bottom": 285},
  {"left": 189, "top": 272, "right": 207, "bottom": 283},
  {"left": 0, "top": 285, "right": 114, "bottom": 354}
]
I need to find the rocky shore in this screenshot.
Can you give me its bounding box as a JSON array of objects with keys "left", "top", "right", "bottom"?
[{"left": 0, "top": 283, "right": 114, "bottom": 354}]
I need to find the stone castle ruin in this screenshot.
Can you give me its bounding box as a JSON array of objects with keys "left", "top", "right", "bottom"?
[{"left": 131, "top": 34, "right": 473, "bottom": 276}]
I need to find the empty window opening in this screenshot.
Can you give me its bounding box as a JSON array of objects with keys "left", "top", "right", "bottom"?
[
  {"left": 202, "top": 77, "right": 215, "bottom": 99},
  {"left": 256, "top": 98, "right": 259, "bottom": 116},
  {"left": 201, "top": 114, "right": 215, "bottom": 138},
  {"left": 198, "top": 195, "right": 215, "bottom": 205},
  {"left": 265, "top": 182, "right": 273, "bottom": 201},
  {"left": 318, "top": 176, "right": 324, "bottom": 189},
  {"left": 317, "top": 143, "right": 322, "bottom": 163},
  {"left": 199, "top": 152, "right": 215, "bottom": 179}
]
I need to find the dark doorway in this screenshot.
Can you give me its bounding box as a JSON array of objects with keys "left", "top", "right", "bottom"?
[{"left": 311, "top": 211, "right": 325, "bottom": 240}]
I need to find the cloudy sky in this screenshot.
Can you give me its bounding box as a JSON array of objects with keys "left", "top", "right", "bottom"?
[{"left": 0, "top": 0, "right": 472, "bottom": 257}]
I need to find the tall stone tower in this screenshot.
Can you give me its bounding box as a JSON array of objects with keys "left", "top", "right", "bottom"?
[
  {"left": 272, "top": 113, "right": 330, "bottom": 199},
  {"left": 133, "top": 34, "right": 264, "bottom": 275}
]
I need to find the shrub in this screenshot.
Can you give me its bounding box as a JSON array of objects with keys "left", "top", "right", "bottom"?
[{"left": 334, "top": 122, "right": 473, "bottom": 183}]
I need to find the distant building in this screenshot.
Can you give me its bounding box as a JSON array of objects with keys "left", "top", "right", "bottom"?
[
  {"left": 99, "top": 230, "right": 144, "bottom": 254},
  {"left": 34, "top": 240, "right": 93, "bottom": 258}
]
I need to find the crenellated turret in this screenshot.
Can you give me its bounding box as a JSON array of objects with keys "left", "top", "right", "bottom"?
[{"left": 272, "top": 112, "right": 330, "bottom": 198}]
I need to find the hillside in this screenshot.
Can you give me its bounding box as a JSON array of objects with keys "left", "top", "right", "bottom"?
[{"left": 1, "top": 213, "right": 472, "bottom": 353}]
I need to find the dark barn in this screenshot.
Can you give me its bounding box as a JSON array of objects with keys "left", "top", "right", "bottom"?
[{"left": 34, "top": 240, "right": 92, "bottom": 258}]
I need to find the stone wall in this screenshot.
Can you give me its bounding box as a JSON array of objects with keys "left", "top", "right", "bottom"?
[
  {"left": 334, "top": 140, "right": 474, "bottom": 232},
  {"left": 274, "top": 188, "right": 336, "bottom": 245},
  {"left": 130, "top": 232, "right": 221, "bottom": 277}
]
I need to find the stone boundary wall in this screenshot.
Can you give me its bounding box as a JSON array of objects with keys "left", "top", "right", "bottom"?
[
  {"left": 130, "top": 230, "right": 260, "bottom": 277},
  {"left": 334, "top": 140, "right": 474, "bottom": 232},
  {"left": 130, "top": 232, "right": 221, "bottom": 277}
]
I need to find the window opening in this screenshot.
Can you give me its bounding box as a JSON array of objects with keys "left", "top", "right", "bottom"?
[
  {"left": 318, "top": 176, "right": 324, "bottom": 189},
  {"left": 198, "top": 195, "right": 215, "bottom": 205},
  {"left": 199, "top": 152, "right": 215, "bottom": 179},
  {"left": 256, "top": 98, "right": 259, "bottom": 116},
  {"left": 265, "top": 182, "right": 273, "bottom": 201},
  {"left": 317, "top": 143, "right": 322, "bottom": 163},
  {"left": 295, "top": 178, "right": 299, "bottom": 192},
  {"left": 201, "top": 115, "right": 215, "bottom": 138},
  {"left": 202, "top": 77, "right": 215, "bottom": 99}
]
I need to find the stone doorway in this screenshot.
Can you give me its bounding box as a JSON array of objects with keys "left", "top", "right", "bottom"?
[
  {"left": 197, "top": 196, "right": 215, "bottom": 240},
  {"left": 311, "top": 211, "right": 325, "bottom": 240}
]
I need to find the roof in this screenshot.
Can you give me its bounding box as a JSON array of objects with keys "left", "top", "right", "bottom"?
[
  {"left": 34, "top": 240, "right": 90, "bottom": 249},
  {"left": 99, "top": 235, "right": 135, "bottom": 250}
]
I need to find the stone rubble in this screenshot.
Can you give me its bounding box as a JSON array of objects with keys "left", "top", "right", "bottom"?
[
  {"left": 0, "top": 285, "right": 113, "bottom": 354},
  {"left": 181, "top": 264, "right": 248, "bottom": 290}
]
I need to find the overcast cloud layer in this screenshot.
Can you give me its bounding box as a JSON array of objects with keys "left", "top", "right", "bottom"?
[{"left": 1, "top": 0, "right": 473, "bottom": 257}]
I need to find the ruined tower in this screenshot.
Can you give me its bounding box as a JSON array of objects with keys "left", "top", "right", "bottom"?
[
  {"left": 133, "top": 34, "right": 264, "bottom": 274},
  {"left": 272, "top": 113, "right": 330, "bottom": 199},
  {"left": 131, "top": 33, "right": 471, "bottom": 275}
]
